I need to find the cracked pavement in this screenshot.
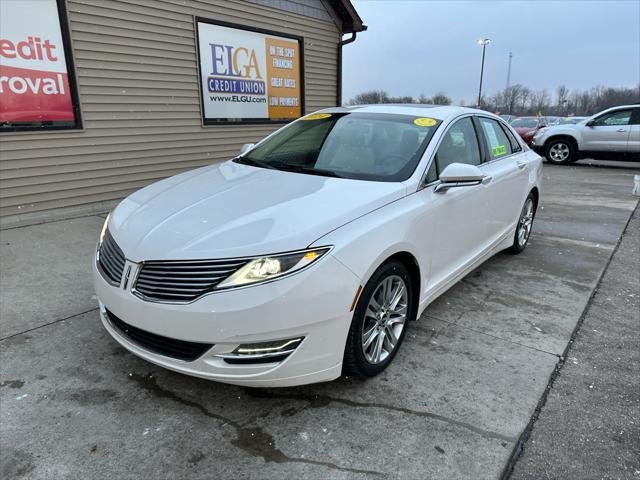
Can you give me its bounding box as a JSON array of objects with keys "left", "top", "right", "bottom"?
[{"left": 1, "top": 161, "right": 639, "bottom": 479}]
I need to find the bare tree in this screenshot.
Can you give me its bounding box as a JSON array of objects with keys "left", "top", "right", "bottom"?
[
  {"left": 348, "top": 90, "right": 389, "bottom": 105},
  {"left": 519, "top": 86, "right": 531, "bottom": 113},
  {"left": 556, "top": 85, "right": 570, "bottom": 114},
  {"left": 346, "top": 84, "right": 639, "bottom": 115},
  {"left": 530, "top": 89, "right": 550, "bottom": 115},
  {"left": 430, "top": 92, "right": 452, "bottom": 105},
  {"left": 503, "top": 84, "right": 524, "bottom": 115}
]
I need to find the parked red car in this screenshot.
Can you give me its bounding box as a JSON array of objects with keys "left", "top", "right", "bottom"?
[{"left": 511, "top": 117, "right": 548, "bottom": 144}]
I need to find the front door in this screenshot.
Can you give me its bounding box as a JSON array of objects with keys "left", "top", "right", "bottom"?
[
  {"left": 582, "top": 109, "right": 633, "bottom": 152},
  {"left": 418, "top": 116, "right": 492, "bottom": 292}
]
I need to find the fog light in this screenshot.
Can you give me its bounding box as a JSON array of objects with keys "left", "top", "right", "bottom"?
[{"left": 216, "top": 337, "right": 304, "bottom": 364}]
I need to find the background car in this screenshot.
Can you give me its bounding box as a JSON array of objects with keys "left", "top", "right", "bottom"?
[
  {"left": 532, "top": 105, "right": 640, "bottom": 163},
  {"left": 545, "top": 116, "right": 561, "bottom": 126},
  {"left": 511, "top": 116, "right": 549, "bottom": 144}
]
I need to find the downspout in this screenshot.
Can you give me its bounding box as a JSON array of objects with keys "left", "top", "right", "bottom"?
[{"left": 336, "top": 31, "right": 359, "bottom": 106}]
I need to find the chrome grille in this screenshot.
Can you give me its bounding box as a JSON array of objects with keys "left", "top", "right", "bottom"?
[
  {"left": 98, "top": 230, "right": 126, "bottom": 285},
  {"left": 133, "top": 258, "right": 248, "bottom": 302}
]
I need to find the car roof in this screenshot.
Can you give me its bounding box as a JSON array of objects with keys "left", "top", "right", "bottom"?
[{"left": 319, "top": 104, "right": 488, "bottom": 122}]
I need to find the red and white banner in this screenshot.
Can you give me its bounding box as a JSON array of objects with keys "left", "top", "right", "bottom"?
[{"left": 0, "top": 0, "right": 75, "bottom": 123}]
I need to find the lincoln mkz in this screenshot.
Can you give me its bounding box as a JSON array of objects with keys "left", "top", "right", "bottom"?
[{"left": 94, "top": 105, "right": 542, "bottom": 387}]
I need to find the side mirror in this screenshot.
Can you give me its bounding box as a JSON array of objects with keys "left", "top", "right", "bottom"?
[
  {"left": 240, "top": 143, "right": 255, "bottom": 155},
  {"left": 586, "top": 120, "right": 595, "bottom": 127},
  {"left": 435, "top": 163, "right": 485, "bottom": 193}
]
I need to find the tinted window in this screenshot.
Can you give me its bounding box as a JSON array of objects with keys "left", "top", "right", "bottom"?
[
  {"left": 629, "top": 108, "right": 640, "bottom": 125},
  {"left": 239, "top": 112, "right": 441, "bottom": 182},
  {"left": 478, "top": 117, "right": 513, "bottom": 160},
  {"left": 434, "top": 117, "right": 481, "bottom": 174},
  {"left": 593, "top": 110, "right": 632, "bottom": 126}
]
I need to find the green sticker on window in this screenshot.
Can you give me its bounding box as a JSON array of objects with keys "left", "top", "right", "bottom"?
[{"left": 492, "top": 145, "right": 507, "bottom": 157}]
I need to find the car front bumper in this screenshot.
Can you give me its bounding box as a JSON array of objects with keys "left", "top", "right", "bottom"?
[{"left": 93, "top": 252, "right": 362, "bottom": 387}]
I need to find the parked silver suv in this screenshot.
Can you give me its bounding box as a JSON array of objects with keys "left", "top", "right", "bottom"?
[{"left": 531, "top": 104, "right": 640, "bottom": 164}]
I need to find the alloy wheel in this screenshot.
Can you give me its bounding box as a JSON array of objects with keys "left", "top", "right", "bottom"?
[
  {"left": 361, "top": 275, "right": 408, "bottom": 364},
  {"left": 517, "top": 198, "right": 535, "bottom": 247},
  {"left": 549, "top": 142, "right": 570, "bottom": 162}
]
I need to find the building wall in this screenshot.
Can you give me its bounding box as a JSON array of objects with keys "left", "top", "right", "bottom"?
[{"left": 0, "top": 0, "right": 341, "bottom": 226}]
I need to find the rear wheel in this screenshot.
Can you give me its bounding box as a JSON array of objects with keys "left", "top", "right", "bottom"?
[
  {"left": 545, "top": 138, "right": 576, "bottom": 164},
  {"left": 343, "top": 261, "right": 415, "bottom": 377},
  {"left": 510, "top": 193, "right": 536, "bottom": 254}
]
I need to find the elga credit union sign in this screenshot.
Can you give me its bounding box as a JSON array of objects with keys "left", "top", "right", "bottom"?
[
  {"left": 196, "top": 20, "right": 303, "bottom": 123},
  {"left": 0, "top": 0, "right": 78, "bottom": 128}
]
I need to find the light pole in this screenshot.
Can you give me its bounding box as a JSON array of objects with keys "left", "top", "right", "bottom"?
[{"left": 476, "top": 38, "right": 491, "bottom": 108}]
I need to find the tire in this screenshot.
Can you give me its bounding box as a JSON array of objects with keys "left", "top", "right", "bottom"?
[
  {"left": 343, "top": 260, "right": 415, "bottom": 377},
  {"left": 510, "top": 193, "right": 536, "bottom": 254},
  {"left": 545, "top": 138, "right": 576, "bottom": 164}
]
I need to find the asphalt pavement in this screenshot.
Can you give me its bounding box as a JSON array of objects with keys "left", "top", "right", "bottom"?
[
  {"left": 511, "top": 199, "right": 639, "bottom": 479},
  {"left": 1, "top": 161, "right": 638, "bottom": 479}
]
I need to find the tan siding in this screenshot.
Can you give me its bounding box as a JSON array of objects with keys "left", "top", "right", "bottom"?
[{"left": 0, "top": 0, "right": 340, "bottom": 223}]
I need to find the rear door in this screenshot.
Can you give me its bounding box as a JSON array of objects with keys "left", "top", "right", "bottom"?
[
  {"left": 582, "top": 109, "right": 633, "bottom": 152},
  {"left": 475, "top": 116, "right": 530, "bottom": 244},
  {"left": 627, "top": 108, "right": 640, "bottom": 155}
]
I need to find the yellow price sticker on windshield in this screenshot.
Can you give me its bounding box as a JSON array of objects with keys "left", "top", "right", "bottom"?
[
  {"left": 301, "top": 113, "right": 332, "bottom": 121},
  {"left": 414, "top": 117, "right": 437, "bottom": 127},
  {"left": 493, "top": 145, "right": 507, "bottom": 157}
]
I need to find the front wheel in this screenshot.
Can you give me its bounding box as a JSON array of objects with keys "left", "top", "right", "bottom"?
[
  {"left": 510, "top": 194, "right": 536, "bottom": 254},
  {"left": 545, "top": 138, "right": 576, "bottom": 164},
  {"left": 343, "top": 261, "right": 415, "bottom": 377}
]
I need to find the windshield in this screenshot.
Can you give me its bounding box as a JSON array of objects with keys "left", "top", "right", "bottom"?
[
  {"left": 235, "top": 112, "right": 441, "bottom": 181},
  {"left": 511, "top": 118, "right": 539, "bottom": 128}
]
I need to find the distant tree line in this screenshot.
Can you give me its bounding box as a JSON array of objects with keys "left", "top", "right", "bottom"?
[
  {"left": 347, "top": 90, "right": 452, "bottom": 106},
  {"left": 346, "top": 84, "right": 639, "bottom": 116}
]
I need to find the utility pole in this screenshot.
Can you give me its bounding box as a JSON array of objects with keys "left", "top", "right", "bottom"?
[
  {"left": 506, "top": 52, "right": 513, "bottom": 115},
  {"left": 506, "top": 52, "right": 512, "bottom": 90},
  {"left": 476, "top": 38, "right": 491, "bottom": 109}
]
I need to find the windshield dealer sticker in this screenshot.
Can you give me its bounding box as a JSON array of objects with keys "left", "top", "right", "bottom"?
[
  {"left": 493, "top": 145, "right": 507, "bottom": 157},
  {"left": 302, "top": 113, "right": 331, "bottom": 121},
  {"left": 414, "top": 117, "right": 437, "bottom": 127}
]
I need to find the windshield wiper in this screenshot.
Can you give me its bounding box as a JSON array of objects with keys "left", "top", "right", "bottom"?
[
  {"left": 271, "top": 163, "right": 344, "bottom": 178},
  {"left": 233, "top": 156, "right": 279, "bottom": 170},
  {"left": 234, "top": 157, "right": 343, "bottom": 178}
]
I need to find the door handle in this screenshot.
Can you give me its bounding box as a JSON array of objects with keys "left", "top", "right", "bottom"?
[
  {"left": 516, "top": 161, "right": 526, "bottom": 170},
  {"left": 617, "top": 128, "right": 627, "bottom": 133},
  {"left": 482, "top": 175, "right": 493, "bottom": 185}
]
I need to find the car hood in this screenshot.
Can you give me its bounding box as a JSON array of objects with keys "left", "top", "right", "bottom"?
[
  {"left": 515, "top": 127, "right": 536, "bottom": 134},
  {"left": 109, "top": 161, "right": 407, "bottom": 261}
]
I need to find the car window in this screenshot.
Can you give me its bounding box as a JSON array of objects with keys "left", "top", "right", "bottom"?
[
  {"left": 511, "top": 118, "right": 538, "bottom": 128},
  {"left": 593, "top": 110, "right": 632, "bottom": 126},
  {"left": 630, "top": 108, "right": 640, "bottom": 125},
  {"left": 478, "top": 117, "right": 513, "bottom": 160},
  {"left": 239, "top": 112, "right": 442, "bottom": 182},
  {"left": 433, "top": 117, "right": 481, "bottom": 175},
  {"left": 499, "top": 122, "right": 522, "bottom": 152}
]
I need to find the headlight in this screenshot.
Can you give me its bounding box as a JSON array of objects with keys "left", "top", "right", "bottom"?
[
  {"left": 98, "top": 213, "right": 110, "bottom": 248},
  {"left": 216, "top": 247, "right": 331, "bottom": 288},
  {"left": 534, "top": 127, "right": 548, "bottom": 138}
]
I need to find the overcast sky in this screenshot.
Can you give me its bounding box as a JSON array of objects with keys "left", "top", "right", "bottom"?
[{"left": 342, "top": 0, "right": 640, "bottom": 105}]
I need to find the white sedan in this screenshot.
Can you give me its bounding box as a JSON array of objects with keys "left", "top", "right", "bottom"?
[{"left": 94, "top": 105, "right": 543, "bottom": 387}]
